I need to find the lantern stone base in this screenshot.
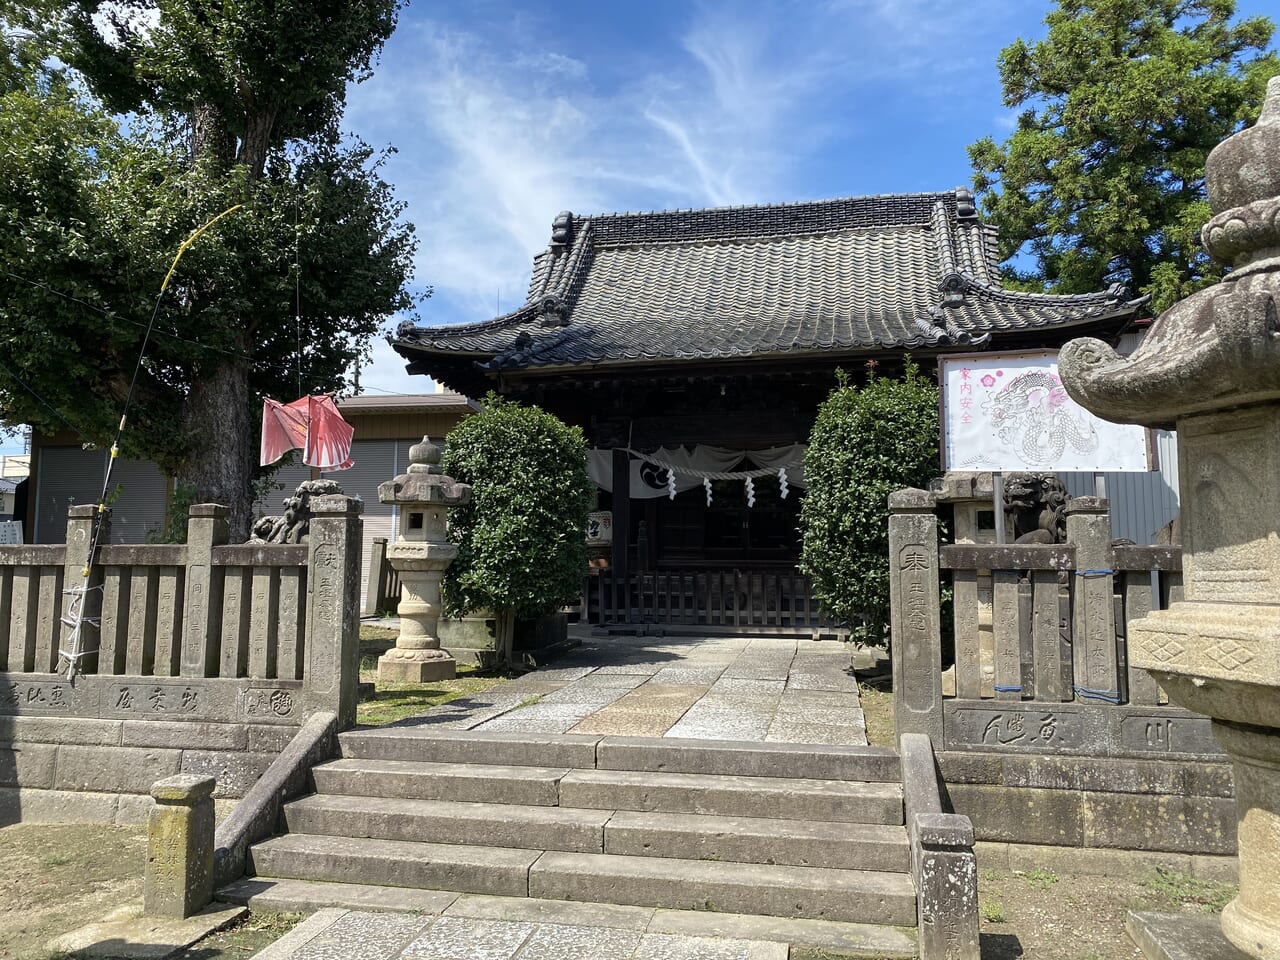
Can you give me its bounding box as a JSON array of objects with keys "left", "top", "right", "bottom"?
[{"left": 377, "top": 647, "right": 456, "bottom": 684}]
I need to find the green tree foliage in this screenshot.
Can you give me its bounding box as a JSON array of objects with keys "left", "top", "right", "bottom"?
[
  {"left": 969, "top": 0, "right": 1278, "bottom": 313},
  {"left": 441, "top": 397, "right": 592, "bottom": 668},
  {"left": 0, "top": 2, "right": 417, "bottom": 538},
  {"left": 799, "top": 364, "right": 939, "bottom": 640}
]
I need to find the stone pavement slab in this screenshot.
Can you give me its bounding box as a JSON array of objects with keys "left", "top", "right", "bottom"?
[
  {"left": 511, "top": 921, "right": 644, "bottom": 960},
  {"left": 1126, "top": 910, "right": 1252, "bottom": 960},
  {"left": 218, "top": 886, "right": 919, "bottom": 958},
  {"left": 249, "top": 909, "right": 351, "bottom": 960},
  {"left": 401, "top": 635, "right": 864, "bottom": 746},
  {"left": 246, "top": 907, "right": 798, "bottom": 960}
]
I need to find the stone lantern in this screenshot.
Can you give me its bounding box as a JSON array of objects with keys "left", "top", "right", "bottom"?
[
  {"left": 375, "top": 436, "right": 471, "bottom": 684},
  {"left": 1060, "top": 76, "right": 1280, "bottom": 960}
]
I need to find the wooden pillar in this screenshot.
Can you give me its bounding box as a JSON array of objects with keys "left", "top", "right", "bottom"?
[{"left": 612, "top": 448, "right": 631, "bottom": 623}]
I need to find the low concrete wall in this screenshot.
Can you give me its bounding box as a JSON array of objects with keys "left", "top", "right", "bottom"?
[
  {"left": 0, "top": 715, "right": 299, "bottom": 826},
  {"left": 940, "top": 751, "right": 1236, "bottom": 857}
]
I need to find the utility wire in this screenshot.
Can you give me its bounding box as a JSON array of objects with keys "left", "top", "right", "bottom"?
[
  {"left": 2, "top": 269, "right": 413, "bottom": 395},
  {"left": 0, "top": 354, "right": 93, "bottom": 443}
]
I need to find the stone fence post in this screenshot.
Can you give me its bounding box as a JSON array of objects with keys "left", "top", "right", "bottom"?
[
  {"left": 60, "top": 504, "right": 109, "bottom": 674},
  {"left": 1065, "top": 497, "right": 1118, "bottom": 704},
  {"left": 304, "top": 494, "right": 363, "bottom": 728},
  {"left": 144, "top": 774, "right": 215, "bottom": 918},
  {"left": 889, "top": 488, "right": 943, "bottom": 744},
  {"left": 901, "top": 733, "right": 979, "bottom": 960},
  {"left": 182, "top": 505, "right": 230, "bottom": 678}
]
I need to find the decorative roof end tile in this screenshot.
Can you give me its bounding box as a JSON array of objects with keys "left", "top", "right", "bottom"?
[{"left": 550, "top": 211, "right": 574, "bottom": 250}]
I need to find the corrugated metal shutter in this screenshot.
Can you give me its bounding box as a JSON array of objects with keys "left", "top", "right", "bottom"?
[
  {"left": 1059, "top": 429, "right": 1179, "bottom": 543},
  {"left": 324, "top": 440, "right": 399, "bottom": 608},
  {"left": 35, "top": 446, "right": 168, "bottom": 544}
]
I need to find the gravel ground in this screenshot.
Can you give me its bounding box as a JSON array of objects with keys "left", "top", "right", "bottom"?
[
  {"left": 976, "top": 865, "right": 1235, "bottom": 960},
  {"left": 0, "top": 823, "right": 301, "bottom": 960}
]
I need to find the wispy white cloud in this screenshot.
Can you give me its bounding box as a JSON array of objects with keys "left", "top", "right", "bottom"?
[{"left": 344, "top": 0, "right": 1042, "bottom": 396}]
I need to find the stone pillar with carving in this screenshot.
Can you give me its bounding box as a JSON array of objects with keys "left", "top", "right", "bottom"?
[
  {"left": 377, "top": 437, "right": 472, "bottom": 684},
  {"left": 889, "top": 488, "right": 944, "bottom": 744},
  {"left": 1060, "top": 76, "right": 1280, "bottom": 960}
]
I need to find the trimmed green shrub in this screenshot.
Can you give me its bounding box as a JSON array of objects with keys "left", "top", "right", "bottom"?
[
  {"left": 799, "top": 363, "right": 939, "bottom": 640},
  {"left": 442, "top": 395, "right": 592, "bottom": 667}
]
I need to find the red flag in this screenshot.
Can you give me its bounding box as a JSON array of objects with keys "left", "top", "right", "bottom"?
[
  {"left": 305, "top": 395, "right": 355, "bottom": 470},
  {"left": 260, "top": 395, "right": 354, "bottom": 470}
]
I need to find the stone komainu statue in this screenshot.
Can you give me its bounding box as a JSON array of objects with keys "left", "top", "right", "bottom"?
[
  {"left": 249, "top": 479, "right": 345, "bottom": 544},
  {"left": 1002, "top": 472, "right": 1068, "bottom": 544}
]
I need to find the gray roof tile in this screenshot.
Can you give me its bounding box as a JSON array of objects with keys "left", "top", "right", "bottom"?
[{"left": 393, "top": 189, "right": 1141, "bottom": 381}]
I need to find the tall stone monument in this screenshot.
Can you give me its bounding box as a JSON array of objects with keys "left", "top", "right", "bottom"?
[
  {"left": 376, "top": 437, "right": 472, "bottom": 684},
  {"left": 1060, "top": 76, "right": 1280, "bottom": 960}
]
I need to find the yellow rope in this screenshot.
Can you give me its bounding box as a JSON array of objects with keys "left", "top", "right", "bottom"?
[{"left": 160, "top": 203, "right": 243, "bottom": 294}]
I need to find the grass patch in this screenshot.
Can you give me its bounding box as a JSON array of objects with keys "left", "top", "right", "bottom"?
[
  {"left": 1137, "top": 867, "right": 1237, "bottom": 914},
  {"left": 358, "top": 625, "right": 401, "bottom": 671},
  {"left": 980, "top": 898, "right": 1007, "bottom": 923},
  {"left": 1020, "top": 868, "right": 1059, "bottom": 890},
  {"left": 356, "top": 624, "right": 506, "bottom": 726}
]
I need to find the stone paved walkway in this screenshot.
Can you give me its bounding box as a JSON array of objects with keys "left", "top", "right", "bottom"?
[
  {"left": 254, "top": 902, "right": 824, "bottom": 960},
  {"left": 393, "top": 634, "right": 865, "bottom": 745}
]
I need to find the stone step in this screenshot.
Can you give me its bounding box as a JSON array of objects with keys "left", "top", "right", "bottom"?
[
  {"left": 247, "top": 834, "right": 539, "bottom": 898},
  {"left": 559, "top": 769, "right": 903, "bottom": 824},
  {"left": 338, "top": 729, "right": 601, "bottom": 768},
  {"left": 313, "top": 759, "right": 902, "bottom": 824},
  {"left": 529, "top": 851, "right": 917, "bottom": 926},
  {"left": 310, "top": 758, "right": 569, "bottom": 806},
  {"left": 603, "top": 810, "right": 910, "bottom": 872},
  {"left": 337, "top": 729, "right": 901, "bottom": 782},
  {"left": 595, "top": 736, "right": 901, "bottom": 782},
  {"left": 281, "top": 794, "right": 910, "bottom": 871},
  {"left": 245, "top": 835, "right": 916, "bottom": 927},
  {"left": 282, "top": 794, "right": 611, "bottom": 854},
  {"left": 217, "top": 880, "right": 918, "bottom": 958}
]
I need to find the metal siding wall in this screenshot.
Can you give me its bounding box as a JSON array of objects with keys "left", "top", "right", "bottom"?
[
  {"left": 1059, "top": 429, "right": 1180, "bottom": 543},
  {"left": 324, "top": 440, "right": 398, "bottom": 608},
  {"left": 36, "top": 446, "right": 168, "bottom": 544},
  {"left": 255, "top": 459, "right": 315, "bottom": 517}
]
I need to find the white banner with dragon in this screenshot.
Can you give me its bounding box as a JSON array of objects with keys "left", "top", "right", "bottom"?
[{"left": 940, "top": 350, "right": 1149, "bottom": 472}]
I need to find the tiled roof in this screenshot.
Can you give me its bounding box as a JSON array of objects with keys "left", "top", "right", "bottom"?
[{"left": 393, "top": 189, "right": 1142, "bottom": 386}]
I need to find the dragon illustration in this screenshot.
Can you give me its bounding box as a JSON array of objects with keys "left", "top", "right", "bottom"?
[{"left": 985, "top": 371, "right": 1099, "bottom": 466}]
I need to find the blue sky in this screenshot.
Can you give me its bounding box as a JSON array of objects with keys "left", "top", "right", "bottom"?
[
  {"left": 351, "top": 0, "right": 1071, "bottom": 395},
  {"left": 342, "top": 0, "right": 1279, "bottom": 396}
]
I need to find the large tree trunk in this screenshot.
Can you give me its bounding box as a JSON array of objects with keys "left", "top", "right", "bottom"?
[
  {"left": 238, "top": 104, "right": 280, "bottom": 180},
  {"left": 192, "top": 102, "right": 235, "bottom": 168},
  {"left": 180, "top": 103, "right": 258, "bottom": 540},
  {"left": 180, "top": 355, "right": 256, "bottom": 541}
]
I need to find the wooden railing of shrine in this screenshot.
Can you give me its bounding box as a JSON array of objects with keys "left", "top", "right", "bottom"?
[
  {"left": 586, "top": 568, "right": 839, "bottom": 632},
  {"left": 889, "top": 489, "right": 1218, "bottom": 759},
  {"left": 0, "top": 499, "right": 363, "bottom": 728}
]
